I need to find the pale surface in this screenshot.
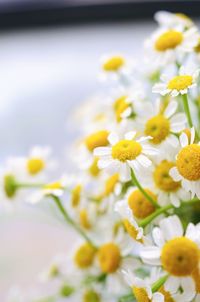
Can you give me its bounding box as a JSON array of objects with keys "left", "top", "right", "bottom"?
[{"left": 0, "top": 20, "right": 157, "bottom": 300}]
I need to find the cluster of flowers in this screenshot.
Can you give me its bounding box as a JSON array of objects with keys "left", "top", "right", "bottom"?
[{"left": 3, "top": 11, "right": 200, "bottom": 302}]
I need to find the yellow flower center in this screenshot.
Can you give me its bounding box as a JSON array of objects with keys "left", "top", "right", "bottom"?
[
  {"left": 74, "top": 243, "right": 96, "bottom": 269},
  {"left": 83, "top": 290, "right": 100, "bottom": 302},
  {"left": 104, "top": 173, "right": 119, "bottom": 196},
  {"left": 98, "top": 243, "right": 121, "bottom": 274},
  {"left": 195, "top": 38, "right": 200, "bottom": 53},
  {"left": 71, "top": 184, "right": 82, "bottom": 207},
  {"left": 176, "top": 144, "right": 200, "bottom": 181},
  {"left": 27, "top": 158, "right": 45, "bottom": 175},
  {"left": 103, "top": 56, "right": 125, "bottom": 72},
  {"left": 128, "top": 189, "right": 156, "bottom": 218},
  {"left": 85, "top": 130, "right": 109, "bottom": 152},
  {"left": 153, "top": 160, "right": 181, "bottom": 192},
  {"left": 159, "top": 287, "right": 175, "bottom": 302},
  {"left": 123, "top": 219, "right": 143, "bottom": 243},
  {"left": 112, "top": 140, "right": 142, "bottom": 162},
  {"left": 89, "top": 157, "right": 100, "bottom": 177},
  {"left": 155, "top": 30, "right": 183, "bottom": 51},
  {"left": 161, "top": 237, "right": 199, "bottom": 276},
  {"left": 4, "top": 174, "right": 18, "bottom": 198},
  {"left": 167, "top": 75, "right": 193, "bottom": 91},
  {"left": 79, "top": 209, "right": 91, "bottom": 230},
  {"left": 113, "top": 95, "right": 129, "bottom": 122},
  {"left": 132, "top": 287, "right": 150, "bottom": 302},
  {"left": 145, "top": 115, "right": 170, "bottom": 144},
  {"left": 44, "top": 181, "right": 63, "bottom": 190}
]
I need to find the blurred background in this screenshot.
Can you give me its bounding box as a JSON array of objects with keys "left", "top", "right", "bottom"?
[{"left": 0, "top": 1, "right": 199, "bottom": 300}]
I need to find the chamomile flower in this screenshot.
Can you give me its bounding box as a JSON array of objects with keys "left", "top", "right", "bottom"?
[
  {"left": 141, "top": 215, "right": 200, "bottom": 299},
  {"left": 145, "top": 26, "right": 199, "bottom": 65},
  {"left": 153, "top": 67, "right": 200, "bottom": 97},
  {"left": 155, "top": 11, "right": 195, "bottom": 29},
  {"left": 142, "top": 100, "right": 186, "bottom": 150},
  {"left": 27, "top": 175, "right": 68, "bottom": 204},
  {"left": 26, "top": 146, "right": 56, "bottom": 177},
  {"left": 122, "top": 269, "right": 164, "bottom": 302},
  {"left": 94, "top": 131, "right": 157, "bottom": 181},
  {"left": 115, "top": 199, "right": 145, "bottom": 244},
  {"left": 170, "top": 128, "right": 200, "bottom": 198},
  {"left": 97, "top": 229, "right": 139, "bottom": 296},
  {"left": 144, "top": 159, "right": 191, "bottom": 207}
]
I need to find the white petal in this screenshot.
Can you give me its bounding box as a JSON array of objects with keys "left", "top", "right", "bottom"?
[
  {"left": 159, "top": 215, "right": 183, "bottom": 240},
  {"left": 98, "top": 159, "right": 112, "bottom": 169},
  {"left": 152, "top": 83, "right": 167, "bottom": 94},
  {"left": 152, "top": 227, "right": 165, "bottom": 247},
  {"left": 137, "top": 154, "right": 152, "bottom": 168},
  {"left": 108, "top": 132, "right": 119, "bottom": 145},
  {"left": 152, "top": 292, "right": 164, "bottom": 302},
  {"left": 170, "top": 113, "right": 187, "bottom": 132},
  {"left": 180, "top": 132, "right": 189, "bottom": 147},
  {"left": 190, "top": 127, "right": 195, "bottom": 144},
  {"left": 165, "top": 276, "right": 180, "bottom": 293},
  {"left": 125, "top": 131, "right": 136, "bottom": 140},
  {"left": 169, "top": 167, "right": 182, "bottom": 181},
  {"left": 170, "top": 193, "right": 181, "bottom": 207},
  {"left": 94, "top": 147, "right": 111, "bottom": 156},
  {"left": 140, "top": 247, "right": 161, "bottom": 265},
  {"left": 164, "top": 101, "right": 177, "bottom": 118}
]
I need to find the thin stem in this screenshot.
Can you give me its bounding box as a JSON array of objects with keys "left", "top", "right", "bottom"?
[
  {"left": 151, "top": 275, "right": 168, "bottom": 292},
  {"left": 131, "top": 169, "right": 159, "bottom": 208},
  {"left": 182, "top": 94, "right": 193, "bottom": 128},
  {"left": 139, "top": 198, "right": 200, "bottom": 228},
  {"left": 17, "top": 182, "right": 44, "bottom": 188},
  {"left": 118, "top": 293, "right": 135, "bottom": 302},
  {"left": 50, "top": 194, "right": 95, "bottom": 247}
]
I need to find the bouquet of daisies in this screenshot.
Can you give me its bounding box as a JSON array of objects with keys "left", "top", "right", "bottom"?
[{"left": 3, "top": 11, "right": 200, "bottom": 302}]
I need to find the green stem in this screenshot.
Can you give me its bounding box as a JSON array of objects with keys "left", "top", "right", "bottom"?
[
  {"left": 139, "top": 198, "right": 199, "bottom": 228},
  {"left": 50, "top": 194, "right": 95, "bottom": 247},
  {"left": 151, "top": 275, "right": 168, "bottom": 292},
  {"left": 182, "top": 94, "right": 193, "bottom": 128},
  {"left": 17, "top": 182, "right": 44, "bottom": 188},
  {"left": 118, "top": 293, "right": 135, "bottom": 302},
  {"left": 131, "top": 169, "right": 159, "bottom": 208}
]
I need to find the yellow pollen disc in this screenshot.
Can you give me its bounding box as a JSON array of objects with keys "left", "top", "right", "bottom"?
[
  {"left": 195, "top": 38, "right": 200, "bottom": 53},
  {"left": 161, "top": 237, "right": 199, "bottom": 276},
  {"left": 155, "top": 30, "right": 183, "bottom": 51},
  {"left": 128, "top": 189, "right": 156, "bottom": 219},
  {"left": 113, "top": 95, "right": 129, "bottom": 122},
  {"left": 176, "top": 144, "right": 200, "bottom": 181},
  {"left": 74, "top": 243, "right": 96, "bottom": 269},
  {"left": 79, "top": 209, "right": 91, "bottom": 230},
  {"left": 98, "top": 243, "right": 121, "bottom": 274},
  {"left": 89, "top": 157, "right": 100, "bottom": 177},
  {"left": 112, "top": 140, "right": 142, "bottom": 162},
  {"left": 145, "top": 115, "right": 170, "bottom": 144},
  {"left": 104, "top": 173, "right": 119, "bottom": 196},
  {"left": 71, "top": 184, "right": 82, "bottom": 207},
  {"left": 159, "top": 287, "right": 175, "bottom": 302},
  {"left": 27, "top": 158, "right": 45, "bottom": 175},
  {"left": 85, "top": 130, "right": 109, "bottom": 152},
  {"left": 44, "top": 181, "right": 63, "bottom": 190},
  {"left": 132, "top": 287, "right": 150, "bottom": 302},
  {"left": 83, "top": 290, "right": 100, "bottom": 302},
  {"left": 123, "top": 219, "right": 143, "bottom": 243},
  {"left": 167, "top": 75, "right": 193, "bottom": 91},
  {"left": 103, "top": 56, "right": 125, "bottom": 72},
  {"left": 153, "top": 160, "right": 181, "bottom": 192}
]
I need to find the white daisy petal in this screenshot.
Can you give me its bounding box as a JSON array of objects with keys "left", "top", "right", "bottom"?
[
  {"left": 159, "top": 215, "right": 183, "bottom": 240},
  {"left": 108, "top": 132, "right": 119, "bottom": 145},
  {"left": 169, "top": 167, "right": 182, "bottom": 181},
  {"left": 140, "top": 246, "right": 161, "bottom": 265},
  {"left": 125, "top": 131, "right": 136, "bottom": 140},
  {"left": 164, "top": 101, "right": 177, "bottom": 118}
]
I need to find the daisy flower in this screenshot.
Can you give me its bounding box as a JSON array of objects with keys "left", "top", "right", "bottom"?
[
  {"left": 143, "top": 158, "right": 191, "bottom": 207},
  {"left": 153, "top": 67, "right": 199, "bottom": 97},
  {"left": 122, "top": 269, "right": 164, "bottom": 302},
  {"left": 94, "top": 131, "right": 157, "bottom": 181},
  {"left": 141, "top": 215, "right": 200, "bottom": 299},
  {"left": 25, "top": 146, "right": 56, "bottom": 176},
  {"left": 96, "top": 229, "right": 139, "bottom": 296},
  {"left": 115, "top": 199, "right": 145, "bottom": 244},
  {"left": 170, "top": 128, "right": 200, "bottom": 198},
  {"left": 142, "top": 100, "right": 186, "bottom": 149},
  {"left": 154, "top": 11, "right": 195, "bottom": 29},
  {"left": 145, "top": 26, "right": 199, "bottom": 65}
]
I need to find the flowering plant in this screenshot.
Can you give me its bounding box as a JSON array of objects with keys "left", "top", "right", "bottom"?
[{"left": 3, "top": 11, "right": 200, "bottom": 302}]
